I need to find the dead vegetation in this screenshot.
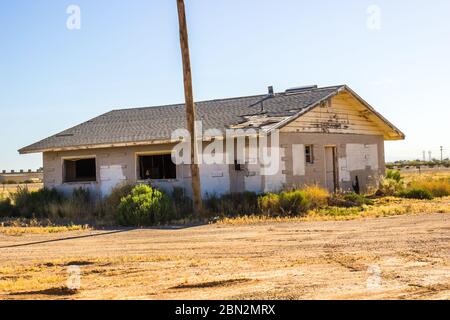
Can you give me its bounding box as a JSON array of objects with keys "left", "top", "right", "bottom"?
[
  {"left": 0, "top": 183, "right": 42, "bottom": 199},
  {"left": 218, "top": 196, "right": 450, "bottom": 225},
  {"left": 0, "top": 218, "right": 90, "bottom": 236}
]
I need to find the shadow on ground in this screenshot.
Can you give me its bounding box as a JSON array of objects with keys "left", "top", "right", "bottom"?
[
  {"left": 9, "top": 287, "right": 78, "bottom": 297},
  {"left": 0, "top": 222, "right": 208, "bottom": 249}
]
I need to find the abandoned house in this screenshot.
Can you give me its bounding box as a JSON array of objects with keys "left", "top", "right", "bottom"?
[{"left": 19, "top": 85, "right": 404, "bottom": 197}]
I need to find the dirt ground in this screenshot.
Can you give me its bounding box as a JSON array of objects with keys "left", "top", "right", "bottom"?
[{"left": 0, "top": 213, "right": 449, "bottom": 300}]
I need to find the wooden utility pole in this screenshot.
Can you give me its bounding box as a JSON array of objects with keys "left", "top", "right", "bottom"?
[{"left": 176, "top": 0, "right": 202, "bottom": 214}]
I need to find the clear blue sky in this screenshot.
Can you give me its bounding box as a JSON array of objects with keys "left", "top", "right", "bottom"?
[{"left": 1, "top": 0, "right": 449, "bottom": 170}]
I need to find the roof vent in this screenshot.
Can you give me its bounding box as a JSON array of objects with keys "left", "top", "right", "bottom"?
[
  {"left": 268, "top": 86, "right": 274, "bottom": 96},
  {"left": 285, "top": 85, "right": 318, "bottom": 94}
]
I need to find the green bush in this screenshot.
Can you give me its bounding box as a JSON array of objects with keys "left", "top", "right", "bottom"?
[
  {"left": 378, "top": 177, "right": 404, "bottom": 196},
  {"left": 328, "top": 192, "right": 374, "bottom": 207},
  {"left": 279, "top": 190, "right": 310, "bottom": 216},
  {"left": 342, "top": 193, "right": 374, "bottom": 206},
  {"left": 116, "top": 185, "right": 173, "bottom": 226},
  {"left": 399, "top": 188, "right": 434, "bottom": 200},
  {"left": 258, "top": 193, "right": 280, "bottom": 216},
  {"left": 386, "top": 169, "right": 402, "bottom": 182},
  {"left": 12, "top": 187, "right": 62, "bottom": 218},
  {"left": 302, "top": 185, "right": 330, "bottom": 209},
  {"left": 98, "top": 184, "right": 134, "bottom": 221},
  {"left": 0, "top": 197, "right": 15, "bottom": 217}
]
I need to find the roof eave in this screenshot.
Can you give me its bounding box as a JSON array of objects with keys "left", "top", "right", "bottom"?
[
  {"left": 18, "top": 138, "right": 180, "bottom": 155},
  {"left": 342, "top": 86, "right": 406, "bottom": 140},
  {"left": 269, "top": 85, "right": 406, "bottom": 141}
]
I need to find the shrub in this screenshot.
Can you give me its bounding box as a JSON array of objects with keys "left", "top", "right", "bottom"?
[
  {"left": 279, "top": 190, "right": 310, "bottom": 216},
  {"left": 258, "top": 193, "right": 280, "bottom": 216},
  {"left": 98, "top": 183, "right": 135, "bottom": 221},
  {"left": 171, "top": 187, "right": 193, "bottom": 219},
  {"left": 342, "top": 192, "right": 374, "bottom": 206},
  {"left": 328, "top": 192, "right": 374, "bottom": 207},
  {"left": 12, "top": 187, "right": 62, "bottom": 218},
  {"left": 258, "top": 186, "right": 329, "bottom": 216},
  {"left": 0, "top": 197, "right": 15, "bottom": 217},
  {"left": 302, "top": 185, "right": 329, "bottom": 209},
  {"left": 378, "top": 177, "right": 404, "bottom": 196},
  {"left": 49, "top": 188, "right": 94, "bottom": 221},
  {"left": 204, "top": 192, "right": 258, "bottom": 217},
  {"left": 386, "top": 169, "right": 402, "bottom": 182},
  {"left": 116, "top": 185, "right": 173, "bottom": 226},
  {"left": 2, "top": 180, "right": 17, "bottom": 185},
  {"left": 398, "top": 188, "right": 433, "bottom": 200}
]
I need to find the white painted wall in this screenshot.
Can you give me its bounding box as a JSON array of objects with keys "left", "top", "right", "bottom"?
[
  {"left": 292, "top": 144, "right": 306, "bottom": 176},
  {"left": 99, "top": 165, "right": 127, "bottom": 197},
  {"left": 339, "top": 143, "right": 379, "bottom": 184},
  {"left": 346, "top": 144, "right": 379, "bottom": 171},
  {"left": 263, "top": 147, "right": 286, "bottom": 193},
  {"left": 199, "top": 162, "right": 231, "bottom": 197}
]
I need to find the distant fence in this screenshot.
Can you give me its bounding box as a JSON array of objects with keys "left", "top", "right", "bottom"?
[
  {"left": 394, "top": 166, "right": 450, "bottom": 173},
  {"left": 0, "top": 171, "right": 43, "bottom": 184}
]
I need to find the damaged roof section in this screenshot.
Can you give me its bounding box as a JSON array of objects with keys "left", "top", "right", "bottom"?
[
  {"left": 229, "top": 115, "right": 290, "bottom": 131},
  {"left": 19, "top": 85, "right": 404, "bottom": 154}
]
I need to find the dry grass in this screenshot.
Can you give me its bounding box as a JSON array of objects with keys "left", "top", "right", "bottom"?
[
  {"left": 401, "top": 169, "right": 450, "bottom": 183},
  {"left": 0, "top": 218, "right": 90, "bottom": 236},
  {"left": 398, "top": 170, "right": 450, "bottom": 198},
  {"left": 220, "top": 171, "right": 450, "bottom": 225},
  {"left": 0, "top": 183, "right": 42, "bottom": 199},
  {"left": 0, "top": 225, "right": 90, "bottom": 236},
  {"left": 218, "top": 196, "right": 450, "bottom": 225}
]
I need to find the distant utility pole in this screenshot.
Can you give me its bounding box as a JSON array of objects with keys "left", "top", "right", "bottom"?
[
  {"left": 440, "top": 146, "right": 443, "bottom": 162},
  {"left": 176, "top": 0, "right": 202, "bottom": 215}
]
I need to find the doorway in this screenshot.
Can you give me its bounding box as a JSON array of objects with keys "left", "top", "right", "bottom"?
[{"left": 324, "top": 146, "right": 338, "bottom": 193}]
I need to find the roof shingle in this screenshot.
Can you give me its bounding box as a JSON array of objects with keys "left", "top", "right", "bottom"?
[{"left": 19, "top": 85, "right": 344, "bottom": 153}]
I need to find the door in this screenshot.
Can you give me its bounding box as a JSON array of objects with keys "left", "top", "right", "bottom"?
[{"left": 324, "top": 146, "right": 338, "bottom": 193}]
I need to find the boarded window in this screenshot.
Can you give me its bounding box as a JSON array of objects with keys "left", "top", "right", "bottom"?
[
  {"left": 138, "top": 154, "right": 176, "bottom": 180},
  {"left": 64, "top": 158, "right": 96, "bottom": 182},
  {"left": 305, "top": 145, "right": 314, "bottom": 164}
]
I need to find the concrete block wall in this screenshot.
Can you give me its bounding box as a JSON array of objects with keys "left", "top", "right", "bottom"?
[
  {"left": 42, "top": 133, "right": 386, "bottom": 197},
  {"left": 280, "top": 132, "right": 385, "bottom": 192}
]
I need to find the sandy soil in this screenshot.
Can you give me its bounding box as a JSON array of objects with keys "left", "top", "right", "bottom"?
[{"left": 0, "top": 213, "right": 449, "bottom": 300}]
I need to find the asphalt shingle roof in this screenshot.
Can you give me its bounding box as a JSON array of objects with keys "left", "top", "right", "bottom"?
[{"left": 20, "top": 85, "right": 344, "bottom": 153}]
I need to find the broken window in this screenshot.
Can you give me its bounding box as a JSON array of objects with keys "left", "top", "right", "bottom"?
[
  {"left": 63, "top": 158, "right": 96, "bottom": 182},
  {"left": 234, "top": 160, "right": 243, "bottom": 171},
  {"left": 138, "top": 154, "right": 176, "bottom": 180},
  {"left": 305, "top": 145, "right": 314, "bottom": 164}
]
